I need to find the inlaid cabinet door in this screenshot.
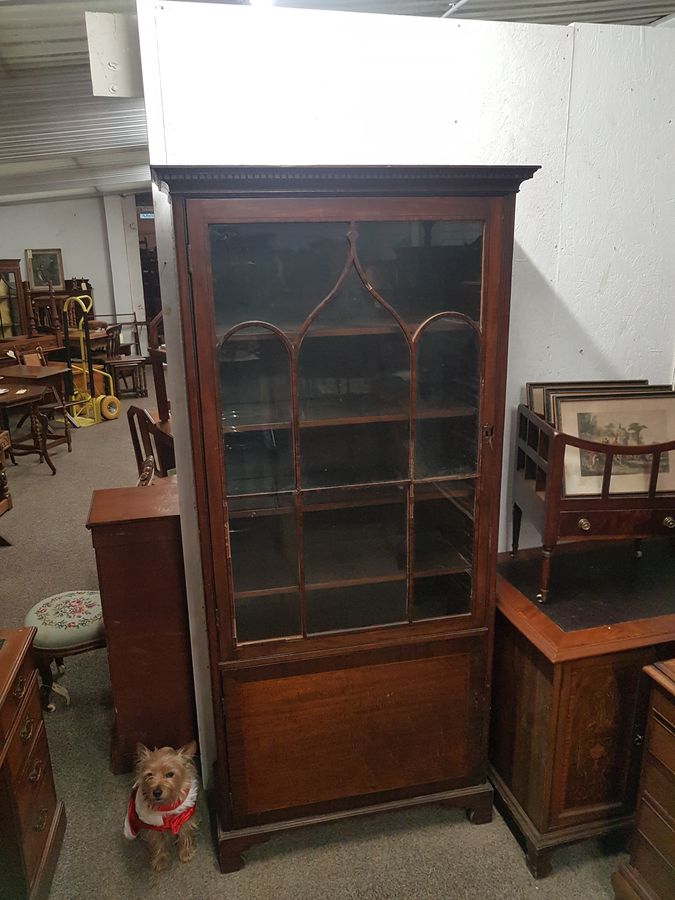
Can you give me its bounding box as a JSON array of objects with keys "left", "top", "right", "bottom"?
[{"left": 549, "top": 648, "right": 657, "bottom": 829}]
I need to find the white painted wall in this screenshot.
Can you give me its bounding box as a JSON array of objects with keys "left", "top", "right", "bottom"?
[
  {"left": 138, "top": 3, "right": 675, "bottom": 555},
  {"left": 0, "top": 196, "right": 115, "bottom": 317}
]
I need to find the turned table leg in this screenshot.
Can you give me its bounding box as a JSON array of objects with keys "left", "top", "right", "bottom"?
[
  {"left": 511, "top": 503, "right": 522, "bottom": 557},
  {"left": 536, "top": 548, "right": 552, "bottom": 603}
]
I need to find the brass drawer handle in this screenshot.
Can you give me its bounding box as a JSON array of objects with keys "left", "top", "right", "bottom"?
[
  {"left": 634, "top": 732, "right": 644, "bottom": 747},
  {"left": 664, "top": 516, "right": 675, "bottom": 529},
  {"left": 20, "top": 716, "right": 34, "bottom": 743},
  {"left": 578, "top": 517, "right": 591, "bottom": 532},
  {"left": 28, "top": 759, "right": 44, "bottom": 783},
  {"left": 34, "top": 808, "right": 49, "bottom": 833},
  {"left": 12, "top": 675, "right": 26, "bottom": 701}
]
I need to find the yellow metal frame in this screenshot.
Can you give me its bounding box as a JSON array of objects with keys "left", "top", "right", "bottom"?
[{"left": 63, "top": 295, "right": 121, "bottom": 426}]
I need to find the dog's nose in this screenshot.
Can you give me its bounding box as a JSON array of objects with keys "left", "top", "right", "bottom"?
[{"left": 152, "top": 788, "right": 162, "bottom": 799}]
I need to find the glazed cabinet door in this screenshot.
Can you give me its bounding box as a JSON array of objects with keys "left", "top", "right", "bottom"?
[{"left": 186, "top": 195, "right": 511, "bottom": 658}]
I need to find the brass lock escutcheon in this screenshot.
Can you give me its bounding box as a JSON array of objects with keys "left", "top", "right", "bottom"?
[{"left": 577, "top": 518, "right": 591, "bottom": 532}]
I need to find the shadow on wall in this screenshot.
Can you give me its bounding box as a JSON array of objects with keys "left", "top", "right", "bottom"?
[{"left": 499, "top": 243, "right": 624, "bottom": 552}]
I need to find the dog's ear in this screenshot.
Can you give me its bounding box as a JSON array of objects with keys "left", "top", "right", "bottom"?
[
  {"left": 135, "top": 742, "right": 151, "bottom": 764},
  {"left": 178, "top": 740, "right": 197, "bottom": 760}
]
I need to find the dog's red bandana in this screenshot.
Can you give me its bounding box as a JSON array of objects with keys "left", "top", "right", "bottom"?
[{"left": 124, "top": 778, "right": 198, "bottom": 839}]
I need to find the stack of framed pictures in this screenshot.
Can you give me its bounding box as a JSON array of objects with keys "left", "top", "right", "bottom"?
[
  {"left": 525, "top": 380, "right": 675, "bottom": 497},
  {"left": 512, "top": 379, "right": 675, "bottom": 602}
]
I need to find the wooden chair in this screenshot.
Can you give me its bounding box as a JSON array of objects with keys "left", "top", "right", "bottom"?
[
  {"left": 103, "top": 325, "right": 148, "bottom": 399},
  {"left": 127, "top": 406, "right": 175, "bottom": 477}
]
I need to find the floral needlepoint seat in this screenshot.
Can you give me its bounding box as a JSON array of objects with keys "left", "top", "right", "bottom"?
[{"left": 24, "top": 591, "right": 106, "bottom": 710}]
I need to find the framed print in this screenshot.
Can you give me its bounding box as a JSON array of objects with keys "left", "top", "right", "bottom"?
[
  {"left": 555, "top": 390, "right": 675, "bottom": 496},
  {"left": 545, "top": 383, "right": 673, "bottom": 425},
  {"left": 25, "top": 249, "right": 65, "bottom": 292},
  {"left": 526, "top": 380, "right": 647, "bottom": 418}
]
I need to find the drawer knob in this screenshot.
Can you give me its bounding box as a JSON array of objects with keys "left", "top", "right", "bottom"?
[
  {"left": 28, "top": 760, "right": 44, "bottom": 783},
  {"left": 20, "top": 716, "right": 34, "bottom": 743},
  {"left": 12, "top": 675, "right": 26, "bottom": 701},
  {"left": 33, "top": 808, "right": 49, "bottom": 833},
  {"left": 634, "top": 732, "right": 644, "bottom": 747},
  {"left": 577, "top": 518, "right": 591, "bottom": 532},
  {"left": 664, "top": 516, "right": 675, "bottom": 529}
]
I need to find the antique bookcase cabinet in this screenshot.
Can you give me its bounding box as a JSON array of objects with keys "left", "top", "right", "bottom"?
[{"left": 158, "top": 166, "right": 538, "bottom": 871}]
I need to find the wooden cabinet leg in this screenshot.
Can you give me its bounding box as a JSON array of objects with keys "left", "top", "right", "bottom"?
[
  {"left": 217, "top": 834, "right": 270, "bottom": 873},
  {"left": 525, "top": 840, "right": 553, "bottom": 879},
  {"left": 465, "top": 793, "right": 493, "bottom": 824}
]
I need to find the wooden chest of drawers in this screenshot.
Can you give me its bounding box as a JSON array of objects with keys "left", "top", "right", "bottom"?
[
  {"left": 613, "top": 658, "right": 675, "bottom": 899},
  {"left": 0, "top": 627, "right": 66, "bottom": 900}
]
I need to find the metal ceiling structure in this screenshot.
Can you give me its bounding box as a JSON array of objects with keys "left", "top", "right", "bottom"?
[{"left": 0, "top": 0, "right": 674, "bottom": 204}]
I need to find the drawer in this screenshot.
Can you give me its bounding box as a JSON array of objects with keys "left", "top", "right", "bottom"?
[
  {"left": 4, "top": 676, "right": 42, "bottom": 781},
  {"left": 0, "top": 654, "right": 34, "bottom": 746},
  {"left": 653, "top": 687, "right": 675, "bottom": 734},
  {"left": 15, "top": 724, "right": 57, "bottom": 884},
  {"left": 636, "top": 797, "right": 675, "bottom": 869},
  {"left": 642, "top": 759, "right": 675, "bottom": 820},
  {"left": 650, "top": 716, "right": 675, "bottom": 778},
  {"left": 558, "top": 508, "right": 675, "bottom": 539},
  {"left": 632, "top": 834, "right": 675, "bottom": 899}
]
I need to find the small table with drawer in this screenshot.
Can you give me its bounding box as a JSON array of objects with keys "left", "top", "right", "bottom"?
[
  {"left": 0, "top": 627, "right": 66, "bottom": 899},
  {"left": 613, "top": 657, "right": 675, "bottom": 899}
]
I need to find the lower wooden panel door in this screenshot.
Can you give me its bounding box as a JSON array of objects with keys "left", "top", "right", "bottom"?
[
  {"left": 221, "top": 634, "right": 487, "bottom": 827},
  {"left": 549, "top": 647, "right": 655, "bottom": 830}
]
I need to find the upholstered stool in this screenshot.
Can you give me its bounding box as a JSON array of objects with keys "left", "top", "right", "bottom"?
[{"left": 24, "top": 591, "right": 106, "bottom": 710}]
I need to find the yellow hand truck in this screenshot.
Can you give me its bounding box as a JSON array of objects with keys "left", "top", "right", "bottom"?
[{"left": 62, "top": 295, "right": 121, "bottom": 427}]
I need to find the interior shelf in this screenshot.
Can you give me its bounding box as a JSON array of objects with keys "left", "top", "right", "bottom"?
[
  {"left": 227, "top": 480, "right": 476, "bottom": 519},
  {"left": 230, "top": 510, "right": 471, "bottom": 599},
  {"left": 222, "top": 401, "right": 475, "bottom": 433}
]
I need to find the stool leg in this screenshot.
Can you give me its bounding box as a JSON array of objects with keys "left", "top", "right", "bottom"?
[
  {"left": 55, "top": 656, "right": 66, "bottom": 676},
  {"left": 37, "top": 658, "right": 56, "bottom": 711}
]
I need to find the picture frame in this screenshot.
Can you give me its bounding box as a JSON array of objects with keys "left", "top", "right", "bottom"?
[
  {"left": 555, "top": 390, "right": 675, "bottom": 496},
  {"left": 526, "top": 380, "right": 647, "bottom": 418},
  {"left": 545, "top": 383, "right": 673, "bottom": 426},
  {"left": 25, "top": 249, "right": 65, "bottom": 292}
]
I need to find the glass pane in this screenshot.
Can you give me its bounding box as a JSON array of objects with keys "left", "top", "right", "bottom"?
[
  {"left": 357, "top": 220, "right": 483, "bottom": 323},
  {"left": 415, "top": 319, "right": 480, "bottom": 479},
  {"left": 301, "top": 422, "right": 408, "bottom": 488},
  {"left": 299, "top": 270, "right": 410, "bottom": 487},
  {"left": 224, "top": 431, "right": 293, "bottom": 496},
  {"left": 235, "top": 594, "right": 301, "bottom": 643},
  {"left": 0, "top": 271, "right": 21, "bottom": 339},
  {"left": 209, "top": 222, "right": 349, "bottom": 336},
  {"left": 219, "top": 326, "right": 294, "bottom": 496},
  {"left": 413, "top": 480, "right": 474, "bottom": 620},
  {"left": 413, "top": 573, "right": 472, "bottom": 621},
  {"left": 220, "top": 328, "right": 291, "bottom": 430},
  {"left": 307, "top": 583, "right": 406, "bottom": 634},
  {"left": 303, "top": 485, "right": 407, "bottom": 590},
  {"left": 229, "top": 507, "right": 298, "bottom": 596}
]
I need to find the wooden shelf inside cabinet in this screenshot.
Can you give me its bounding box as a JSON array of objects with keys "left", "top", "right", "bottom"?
[
  {"left": 511, "top": 404, "right": 675, "bottom": 604},
  {"left": 218, "top": 317, "right": 474, "bottom": 343},
  {"left": 222, "top": 402, "right": 476, "bottom": 433}
]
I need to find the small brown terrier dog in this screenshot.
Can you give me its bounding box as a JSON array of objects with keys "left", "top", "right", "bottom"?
[{"left": 124, "top": 741, "right": 199, "bottom": 872}]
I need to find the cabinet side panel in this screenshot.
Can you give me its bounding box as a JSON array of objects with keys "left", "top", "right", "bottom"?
[
  {"left": 489, "top": 612, "right": 553, "bottom": 831},
  {"left": 223, "top": 638, "right": 485, "bottom": 824}
]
